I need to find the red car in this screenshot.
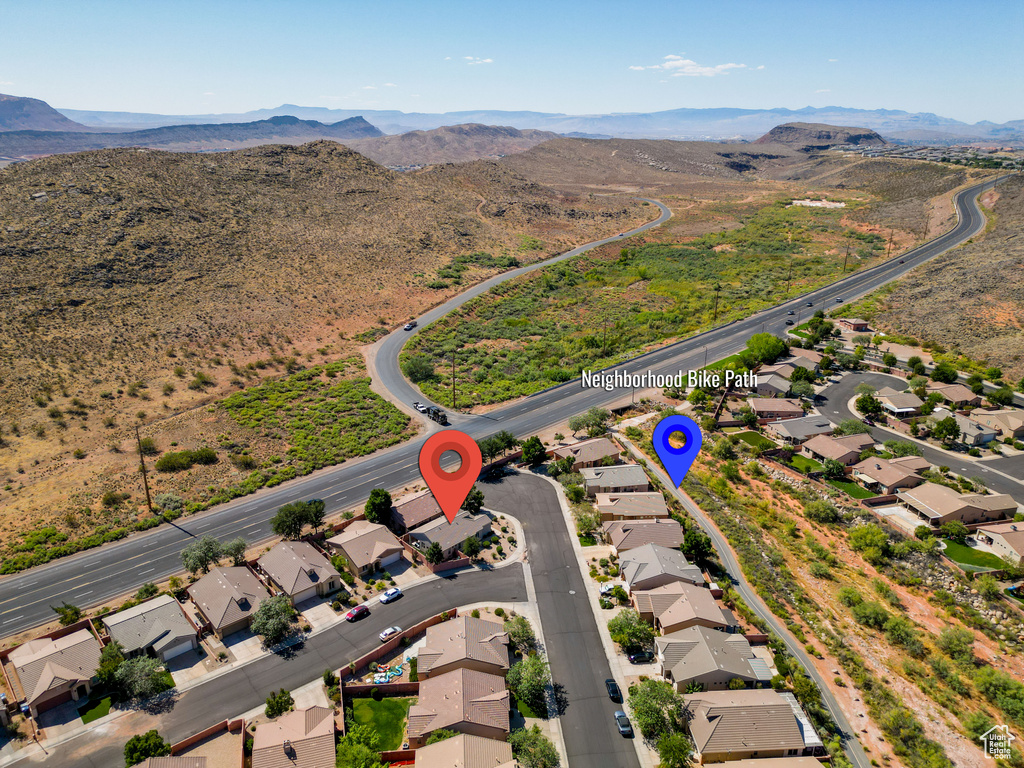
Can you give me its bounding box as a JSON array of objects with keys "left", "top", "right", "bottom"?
[{"left": 345, "top": 605, "right": 370, "bottom": 622}]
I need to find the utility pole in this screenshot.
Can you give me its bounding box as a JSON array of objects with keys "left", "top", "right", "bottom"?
[
  {"left": 712, "top": 284, "right": 721, "bottom": 323},
  {"left": 603, "top": 322, "right": 608, "bottom": 357},
  {"left": 886, "top": 229, "right": 894, "bottom": 259},
  {"left": 843, "top": 242, "right": 851, "bottom": 273},
  {"left": 786, "top": 260, "right": 793, "bottom": 295},
  {"left": 135, "top": 425, "right": 154, "bottom": 515},
  {"left": 703, "top": 346, "right": 708, "bottom": 369},
  {"left": 451, "top": 350, "right": 456, "bottom": 411}
]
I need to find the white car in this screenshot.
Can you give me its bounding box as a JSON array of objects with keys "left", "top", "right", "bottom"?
[
  {"left": 379, "top": 626, "right": 402, "bottom": 642},
  {"left": 380, "top": 587, "right": 402, "bottom": 604},
  {"left": 412, "top": 401, "right": 428, "bottom": 413},
  {"left": 404, "top": 321, "right": 417, "bottom": 331},
  {"left": 600, "top": 582, "right": 623, "bottom": 596}
]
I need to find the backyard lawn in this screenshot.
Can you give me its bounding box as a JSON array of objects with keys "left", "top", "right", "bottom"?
[
  {"left": 349, "top": 696, "right": 414, "bottom": 750},
  {"left": 941, "top": 540, "right": 1006, "bottom": 571},
  {"left": 78, "top": 695, "right": 113, "bottom": 724},
  {"left": 788, "top": 455, "right": 823, "bottom": 474},
  {"left": 514, "top": 692, "right": 547, "bottom": 719},
  {"left": 828, "top": 479, "right": 876, "bottom": 499},
  {"left": 734, "top": 431, "right": 776, "bottom": 450}
]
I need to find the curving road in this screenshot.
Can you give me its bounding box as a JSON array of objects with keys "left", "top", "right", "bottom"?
[{"left": 0, "top": 177, "right": 1006, "bottom": 641}]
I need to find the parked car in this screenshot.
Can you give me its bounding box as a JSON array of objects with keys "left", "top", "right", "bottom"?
[
  {"left": 345, "top": 605, "right": 370, "bottom": 622},
  {"left": 403, "top": 321, "right": 417, "bottom": 330},
  {"left": 380, "top": 587, "right": 403, "bottom": 604},
  {"left": 862, "top": 418, "right": 875, "bottom": 426},
  {"left": 614, "top": 710, "right": 633, "bottom": 737},
  {"left": 605, "top": 679, "right": 622, "bottom": 702},
  {"left": 379, "top": 626, "right": 402, "bottom": 642},
  {"left": 628, "top": 650, "right": 654, "bottom": 664},
  {"left": 599, "top": 582, "right": 622, "bottom": 596}
]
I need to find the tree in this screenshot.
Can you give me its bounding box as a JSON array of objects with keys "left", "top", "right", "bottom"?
[
  {"left": 135, "top": 582, "right": 159, "bottom": 600},
  {"left": 567, "top": 414, "right": 587, "bottom": 437},
  {"left": 221, "top": 537, "right": 248, "bottom": 566},
  {"left": 882, "top": 352, "right": 898, "bottom": 368},
  {"left": 856, "top": 393, "right": 882, "bottom": 417},
  {"left": 507, "top": 654, "right": 551, "bottom": 714},
  {"left": 271, "top": 501, "right": 311, "bottom": 539},
  {"left": 124, "top": 730, "right": 171, "bottom": 766},
  {"left": 504, "top": 615, "right": 537, "bottom": 654},
  {"left": 930, "top": 361, "right": 959, "bottom": 384},
  {"left": 627, "top": 678, "right": 684, "bottom": 741},
  {"left": 836, "top": 418, "right": 871, "bottom": 436},
  {"left": 804, "top": 500, "right": 840, "bottom": 524},
  {"left": 987, "top": 386, "right": 1015, "bottom": 407},
  {"left": 975, "top": 574, "right": 1001, "bottom": 600},
  {"left": 884, "top": 616, "right": 925, "bottom": 657},
  {"left": 727, "top": 677, "right": 747, "bottom": 690},
  {"left": 940, "top": 520, "right": 970, "bottom": 544},
  {"left": 521, "top": 435, "right": 546, "bottom": 466},
  {"left": 932, "top": 416, "right": 960, "bottom": 444},
  {"left": 790, "top": 380, "right": 815, "bottom": 399},
  {"left": 265, "top": 688, "right": 294, "bottom": 718},
  {"left": 425, "top": 729, "right": 458, "bottom": 745},
  {"left": 565, "top": 484, "right": 585, "bottom": 504},
  {"left": 711, "top": 439, "right": 736, "bottom": 461},
  {"left": 744, "top": 333, "right": 788, "bottom": 365},
  {"left": 364, "top": 489, "right": 392, "bottom": 525},
  {"left": 462, "top": 536, "right": 482, "bottom": 557},
  {"left": 915, "top": 525, "right": 934, "bottom": 540},
  {"left": 97, "top": 640, "right": 125, "bottom": 687},
  {"left": 250, "top": 595, "right": 296, "bottom": 645},
  {"left": 181, "top": 535, "right": 223, "bottom": 574},
  {"left": 424, "top": 541, "right": 444, "bottom": 565},
  {"left": 509, "top": 724, "right": 561, "bottom": 768},
  {"left": 52, "top": 601, "right": 82, "bottom": 626},
  {"left": 789, "top": 366, "right": 816, "bottom": 384},
  {"left": 936, "top": 627, "right": 974, "bottom": 664},
  {"left": 336, "top": 724, "right": 386, "bottom": 768},
  {"left": 855, "top": 382, "right": 877, "bottom": 396},
  {"left": 852, "top": 601, "right": 890, "bottom": 629},
  {"left": 607, "top": 609, "right": 654, "bottom": 649},
  {"left": 305, "top": 498, "right": 326, "bottom": 532},
  {"left": 687, "top": 388, "right": 709, "bottom": 408},
  {"left": 494, "top": 430, "right": 519, "bottom": 454},
  {"left": 682, "top": 527, "right": 714, "bottom": 563},
  {"left": 461, "top": 485, "right": 485, "bottom": 515},
  {"left": 852, "top": 334, "right": 873, "bottom": 348},
  {"left": 115, "top": 656, "right": 169, "bottom": 700},
  {"left": 402, "top": 354, "right": 435, "bottom": 382},
  {"left": 883, "top": 439, "right": 922, "bottom": 458},
  {"left": 657, "top": 733, "right": 693, "bottom": 768},
  {"left": 848, "top": 523, "right": 890, "bottom": 564},
  {"left": 821, "top": 458, "right": 846, "bottom": 481}
]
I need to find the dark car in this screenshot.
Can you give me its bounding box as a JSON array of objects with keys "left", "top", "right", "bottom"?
[
  {"left": 899, "top": 259, "right": 905, "bottom": 264},
  {"left": 605, "top": 679, "right": 622, "bottom": 702},
  {"left": 787, "top": 310, "right": 795, "bottom": 315},
  {"left": 345, "top": 605, "right": 370, "bottom": 622},
  {"left": 862, "top": 418, "right": 875, "bottom": 426},
  {"left": 403, "top": 321, "right": 417, "bottom": 331},
  {"left": 835, "top": 297, "right": 843, "bottom": 303},
  {"left": 628, "top": 650, "right": 654, "bottom": 664},
  {"left": 785, "top": 320, "right": 795, "bottom": 326},
  {"left": 614, "top": 710, "right": 633, "bottom": 737},
  {"left": 805, "top": 301, "right": 813, "bottom": 307}
]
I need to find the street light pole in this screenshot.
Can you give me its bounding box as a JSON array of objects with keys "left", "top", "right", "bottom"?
[
  {"left": 451, "top": 350, "right": 456, "bottom": 411},
  {"left": 713, "top": 284, "right": 721, "bottom": 323}
]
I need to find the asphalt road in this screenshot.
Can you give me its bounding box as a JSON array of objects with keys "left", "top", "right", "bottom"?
[
  {"left": 817, "top": 371, "right": 1024, "bottom": 500},
  {"left": 0, "top": 177, "right": 1006, "bottom": 639}
]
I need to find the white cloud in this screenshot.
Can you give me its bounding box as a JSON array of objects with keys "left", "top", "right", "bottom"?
[
  {"left": 815, "top": 88, "right": 831, "bottom": 93},
  {"left": 465, "top": 56, "right": 493, "bottom": 65},
  {"left": 828, "top": 58, "right": 838, "bottom": 62},
  {"left": 629, "top": 54, "right": 746, "bottom": 77},
  {"left": 383, "top": 83, "right": 397, "bottom": 87},
  {"left": 362, "top": 85, "right": 377, "bottom": 90},
  {"left": 0, "top": 80, "right": 13, "bottom": 86},
  {"left": 202, "top": 91, "right": 215, "bottom": 96},
  {"left": 756, "top": 65, "right": 765, "bottom": 70},
  {"left": 444, "top": 56, "right": 451, "bottom": 60}
]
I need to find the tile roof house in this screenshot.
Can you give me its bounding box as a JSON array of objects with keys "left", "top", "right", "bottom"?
[
  {"left": 747, "top": 398, "right": 804, "bottom": 422},
  {"left": 418, "top": 616, "right": 511, "bottom": 679},
  {"left": 256, "top": 540, "right": 341, "bottom": 604},
  {"left": 620, "top": 543, "right": 705, "bottom": 593},
  {"left": 604, "top": 518, "right": 684, "bottom": 554},
  {"left": 877, "top": 390, "right": 924, "bottom": 417},
  {"left": 391, "top": 490, "right": 445, "bottom": 534},
  {"left": 764, "top": 416, "right": 834, "bottom": 445},
  {"left": 325, "top": 520, "right": 404, "bottom": 577},
  {"left": 683, "top": 689, "right": 823, "bottom": 763},
  {"left": 188, "top": 566, "right": 272, "bottom": 639},
  {"left": 581, "top": 464, "right": 650, "bottom": 496},
  {"left": 926, "top": 383, "right": 982, "bottom": 407},
  {"left": 787, "top": 348, "right": 823, "bottom": 366},
  {"left": 712, "top": 758, "right": 823, "bottom": 768},
  {"left": 595, "top": 492, "right": 669, "bottom": 522},
  {"left": 413, "top": 732, "right": 516, "bottom": 768},
  {"left": 755, "top": 374, "right": 792, "bottom": 398},
  {"left": 550, "top": 437, "right": 621, "bottom": 470},
  {"left": 252, "top": 705, "right": 335, "bottom": 768},
  {"left": 972, "top": 409, "right": 1024, "bottom": 439},
  {"left": 102, "top": 594, "right": 198, "bottom": 661},
  {"left": 850, "top": 456, "right": 928, "bottom": 495},
  {"left": 633, "top": 582, "right": 735, "bottom": 635},
  {"left": 139, "top": 758, "right": 207, "bottom": 768},
  {"left": 758, "top": 364, "right": 797, "bottom": 380},
  {"left": 838, "top": 318, "right": 869, "bottom": 332},
  {"left": 933, "top": 408, "right": 998, "bottom": 446},
  {"left": 407, "top": 669, "right": 510, "bottom": 748},
  {"left": 656, "top": 626, "right": 771, "bottom": 692},
  {"left": 780, "top": 355, "right": 818, "bottom": 372},
  {"left": 976, "top": 521, "right": 1024, "bottom": 566},
  {"left": 9, "top": 628, "right": 102, "bottom": 717},
  {"left": 410, "top": 512, "right": 492, "bottom": 560},
  {"left": 801, "top": 433, "right": 874, "bottom": 466},
  {"left": 896, "top": 483, "right": 1018, "bottom": 527}
]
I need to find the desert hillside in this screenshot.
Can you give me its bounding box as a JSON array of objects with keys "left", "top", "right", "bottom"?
[
  {"left": 345, "top": 123, "right": 559, "bottom": 166},
  {"left": 754, "top": 121, "right": 887, "bottom": 148}
]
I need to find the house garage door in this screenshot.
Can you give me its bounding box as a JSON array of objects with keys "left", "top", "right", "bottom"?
[
  {"left": 161, "top": 639, "right": 196, "bottom": 661},
  {"left": 380, "top": 552, "right": 401, "bottom": 568},
  {"left": 292, "top": 586, "right": 319, "bottom": 604}
]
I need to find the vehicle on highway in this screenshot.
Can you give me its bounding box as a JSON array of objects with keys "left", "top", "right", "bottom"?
[
  {"left": 627, "top": 650, "right": 654, "bottom": 664},
  {"left": 614, "top": 710, "right": 633, "bottom": 737},
  {"left": 412, "top": 402, "right": 428, "bottom": 413},
  {"left": 805, "top": 301, "right": 813, "bottom": 307},
  {"left": 345, "top": 605, "right": 370, "bottom": 622},
  {"left": 605, "top": 679, "right": 622, "bottom": 702},
  {"left": 787, "top": 310, "right": 795, "bottom": 315},
  {"left": 425, "top": 405, "right": 448, "bottom": 425},
  {"left": 835, "top": 297, "right": 843, "bottom": 303},
  {"left": 785, "top": 320, "right": 795, "bottom": 326},
  {"left": 379, "top": 626, "right": 402, "bottom": 642},
  {"left": 380, "top": 587, "right": 403, "bottom": 604},
  {"left": 403, "top": 321, "right": 417, "bottom": 330},
  {"left": 899, "top": 259, "right": 905, "bottom": 263}
]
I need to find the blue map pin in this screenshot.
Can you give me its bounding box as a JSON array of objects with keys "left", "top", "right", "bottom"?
[{"left": 653, "top": 414, "right": 704, "bottom": 488}]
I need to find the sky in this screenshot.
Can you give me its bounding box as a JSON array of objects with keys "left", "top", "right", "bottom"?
[{"left": 1, "top": 0, "right": 1021, "bottom": 123}]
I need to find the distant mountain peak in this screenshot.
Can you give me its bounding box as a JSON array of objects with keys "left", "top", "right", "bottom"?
[
  {"left": 0, "top": 93, "right": 92, "bottom": 133},
  {"left": 754, "top": 122, "right": 887, "bottom": 148}
]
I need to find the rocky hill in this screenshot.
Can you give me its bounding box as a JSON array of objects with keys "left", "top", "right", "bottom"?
[
  {"left": 0, "top": 115, "right": 382, "bottom": 157},
  {"left": 755, "top": 122, "right": 887, "bottom": 149},
  {"left": 0, "top": 93, "right": 91, "bottom": 132},
  {"left": 344, "top": 123, "right": 559, "bottom": 167}
]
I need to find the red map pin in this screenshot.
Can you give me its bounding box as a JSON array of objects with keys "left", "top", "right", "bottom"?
[{"left": 419, "top": 430, "right": 483, "bottom": 524}]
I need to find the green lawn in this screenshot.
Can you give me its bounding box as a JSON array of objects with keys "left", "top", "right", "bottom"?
[
  {"left": 578, "top": 534, "right": 597, "bottom": 547},
  {"left": 514, "top": 693, "right": 548, "bottom": 719},
  {"left": 78, "top": 695, "right": 113, "bottom": 724},
  {"left": 941, "top": 540, "right": 1005, "bottom": 571},
  {"left": 734, "top": 431, "right": 776, "bottom": 450},
  {"left": 827, "top": 479, "right": 876, "bottom": 499},
  {"left": 788, "top": 455, "right": 823, "bottom": 474},
  {"left": 349, "top": 697, "right": 413, "bottom": 750}
]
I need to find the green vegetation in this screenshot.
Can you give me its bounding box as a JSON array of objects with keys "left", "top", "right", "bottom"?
[
  {"left": 827, "top": 479, "right": 876, "bottom": 499},
  {"left": 153, "top": 446, "right": 217, "bottom": 472},
  {"left": 124, "top": 730, "right": 171, "bottom": 766},
  {"left": 788, "top": 455, "right": 823, "bottom": 474},
  {"left": 940, "top": 540, "right": 1005, "bottom": 571},
  {"left": 78, "top": 695, "right": 113, "bottom": 723},
  {"left": 349, "top": 696, "right": 413, "bottom": 750},
  {"left": 734, "top": 431, "right": 776, "bottom": 450},
  {"left": 429, "top": 251, "right": 520, "bottom": 289},
  {"left": 404, "top": 199, "right": 882, "bottom": 407}
]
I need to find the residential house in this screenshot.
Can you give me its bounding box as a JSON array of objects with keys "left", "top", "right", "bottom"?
[
  {"left": 656, "top": 626, "right": 771, "bottom": 692},
  {"left": 764, "top": 416, "right": 834, "bottom": 445},
  {"left": 325, "top": 521, "right": 404, "bottom": 577},
  {"left": 747, "top": 398, "right": 804, "bottom": 422},
  {"left": 755, "top": 374, "right": 791, "bottom": 398},
  {"left": 550, "top": 437, "right": 621, "bottom": 471},
  {"left": 581, "top": 464, "right": 650, "bottom": 496},
  {"left": 9, "top": 629, "right": 102, "bottom": 717},
  {"left": 713, "top": 759, "right": 824, "bottom": 768},
  {"left": 604, "top": 518, "right": 684, "bottom": 555},
  {"left": 595, "top": 492, "right": 669, "bottom": 522},
  {"left": 188, "top": 566, "right": 272, "bottom": 639},
  {"left": 620, "top": 544, "right": 705, "bottom": 593},
  {"left": 102, "top": 594, "right": 199, "bottom": 661},
  {"left": 926, "top": 383, "right": 982, "bottom": 408},
  {"left": 391, "top": 490, "right": 445, "bottom": 534},
  {"left": 417, "top": 616, "right": 511, "bottom": 679},
  {"left": 409, "top": 512, "right": 492, "bottom": 560},
  {"left": 787, "top": 348, "right": 823, "bottom": 367},
  {"left": 838, "top": 318, "right": 870, "bottom": 332},
  {"left": 139, "top": 758, "right": 207, "bottom": 768},
  {"left": 633, "top": 582, "right": 735, "bottom": 634},
  {"left": 414, "top": 733, "right": 517, "bottom": 768},
  {"left": 801, "top": 433, "right": 874, "bottom": 466},
  {"left": 758, "top": 363, "right": 797, "bottom": 380},
  {"left": 252, "top": 705, "right": 335, "bottom": 768},
  {"left": 933, "top": 408, "right": 997, "bottom": 446},
  {"left": 877, "top": 390, "right": 924, "bottom": 418},
  {"left": 407, "top": 668, "right": 510, "bottom": 748},
  {"left": 257, "top": 540, "right": 341, "bottom": 604},
  {"left": 972, "top": 409, "right": 1024, "bottom": 439},
  {"left": 780, "top": 355, "right": 818, "bottom": 373},
  {"left": 975, "top": 521, "right": 1024, "bottom": 565},
  {"left": 851, "top": 456, "right": 929, "bottom": 495},
  {"left": 683, "top": 689, "right": 824, "bottom": 763},
  {"left": 897, "top": 483, "right": 1017, "bottom": 527}
]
